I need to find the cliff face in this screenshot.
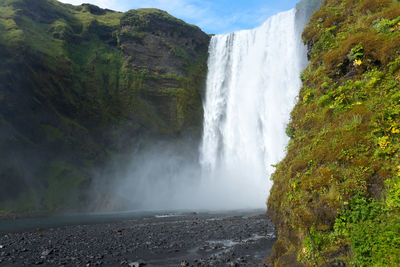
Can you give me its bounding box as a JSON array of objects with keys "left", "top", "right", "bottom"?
[
  {"left": 268, "top": 0, "right": 400, "bottom": 266},
  {"left": 0, "top": 0, "right": 210, "bottom": 213}
]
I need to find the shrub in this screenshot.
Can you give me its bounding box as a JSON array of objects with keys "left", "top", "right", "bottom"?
[
  {"left": 318, "top": 95, "right": 331, "bottom": 107},
  {"left": 372, "top": 16, "right": 400, "bottom": 33},
  {"left": 334, "top": 194, "right": 400, "bottom": 266},
  {"left": 356, "top": 0, "right": 392, "bottom": 14},
  {"left": 348, "top": 44, "right": 364, "bottom": 62}
]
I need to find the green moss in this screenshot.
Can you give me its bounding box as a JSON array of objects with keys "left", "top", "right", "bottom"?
[
  {"left": 0, "top": 4, "right": 17, "bottom": 18},
  {"left": 0, "top": 192, "right": 40, "bottom": 214},
  {"left": 170, "top": 45, "right": 189, "bottom": 60},
  {"left": 43, "top": 161, "right": 89, "bottom": 211},
  {"left": 121, "top": 8, "right": 188, "bottom": 28},
  {"left": 0, "top": 16, "right": 24, "bottom": 45},
  {"left": 73, "top": 7, "right": 121, "bottom": 28},
  {"left": 373, "top": 16, "right": 400, "bottom": 33},
  {"left": 119, "top": 29, "right": 147, "bottom": 43},
  {"left": 41, "top": 124, "right": 64, "bottom": 142},
  {"left": 269, "top": 0, "right": 400, "bottom": 265}
]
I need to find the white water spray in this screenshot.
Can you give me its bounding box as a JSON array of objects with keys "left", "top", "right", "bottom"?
[{"left": 199, "top": 9, "right": 308, "bottom": 209}]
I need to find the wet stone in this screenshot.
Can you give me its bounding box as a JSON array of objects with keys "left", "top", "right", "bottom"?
[{"left": 0, "top": 210, "right": 275, "bottom": 266}]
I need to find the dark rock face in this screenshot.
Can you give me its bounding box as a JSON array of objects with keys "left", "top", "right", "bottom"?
[
  {"left": 0, "top": 0, "right": 210, "bottom": 213},
  {"left": 120, "top": 9, "right": 209, "bottom": 76}
]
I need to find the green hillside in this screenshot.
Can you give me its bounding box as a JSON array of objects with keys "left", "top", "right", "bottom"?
[
  {"left": 0, "top": 0, "right": 210, "bottom": 213},
  {"left": 268, "top": 0, "right": 400, "bottom": 266}
]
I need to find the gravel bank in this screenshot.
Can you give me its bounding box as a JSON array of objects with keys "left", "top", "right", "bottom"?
[{"left": 0, "top": 210, "right": 276, "bottom": 266}]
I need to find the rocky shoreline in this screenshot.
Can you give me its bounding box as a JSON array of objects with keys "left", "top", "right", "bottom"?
[{"left": 0, "top": 210, "right": 275, "bottom": 266}]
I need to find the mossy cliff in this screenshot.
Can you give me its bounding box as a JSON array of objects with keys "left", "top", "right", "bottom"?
[
  {"left": 268, "top": 0, "right": 400, "bottom": 266},
  {"left": 0, "top": 0, "right": 210, "bottom": 213}
]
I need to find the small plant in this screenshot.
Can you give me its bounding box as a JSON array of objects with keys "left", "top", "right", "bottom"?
[
  {"left": 388, "top": 56, "right": 400, "bottom": 73},
  {"left": 348, "top": 44, "right": 364, "bottom": 64},
  {"left": 385, "top": 177, "right": 400, "bottom": 208},
  {"left": 286, "top": 124, "right": 295, "bottom": 138},
  {"left": 317, "top": 95, "right": 331, "bottom": 107},
  {"left": 373, "top": 17, "right": 400, "bottom": 33}
]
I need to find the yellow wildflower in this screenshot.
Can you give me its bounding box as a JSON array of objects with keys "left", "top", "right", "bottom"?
[
  {"left": 378, "top": 136, "right": 390, "bottom": 149},
  {"left": 353, "top": 59, "right": 362, "bottom": 66}
]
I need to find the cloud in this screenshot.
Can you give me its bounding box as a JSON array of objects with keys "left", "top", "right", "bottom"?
[
  {"left": 126, "top": 0, "right": 210, "bottom": 28},
  {"left": 58, "top": 0, "right": 208, "bottom": 15},
  {"left": 58, "top": 0, "right": 120, "bottom": 10},
  {"left": 57, "top": 0, "right": 282, "bottom": 34}
]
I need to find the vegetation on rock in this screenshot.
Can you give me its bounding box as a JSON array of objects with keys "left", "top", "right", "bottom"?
[
  {"left": 0, "top": 0, "right": 209, "bottom": 213},
  {"left": 268, "top": 0, "right": 400, "bottom": 266}
]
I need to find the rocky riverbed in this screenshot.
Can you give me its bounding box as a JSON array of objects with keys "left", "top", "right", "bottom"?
[{"left": 0, "top": 210, "right": 276, "bottom": 266}]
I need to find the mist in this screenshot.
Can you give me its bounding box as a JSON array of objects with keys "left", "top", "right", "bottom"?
[{"left": 89, "top": 137, "right": 266, "bottom": 212}]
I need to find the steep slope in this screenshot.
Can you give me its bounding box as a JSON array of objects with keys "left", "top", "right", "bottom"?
[
  {"left": 268, "top": 0, "right": 400, "bottom": 266},
  {"left": 0, "top": 0, "right": 209, "bottom": 213}
]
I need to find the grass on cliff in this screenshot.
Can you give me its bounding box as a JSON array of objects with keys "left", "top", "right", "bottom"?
[{"left": 268, "top": 0, "right": 400, "bottom": 266}]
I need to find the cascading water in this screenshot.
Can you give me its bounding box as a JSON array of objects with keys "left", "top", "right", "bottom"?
[{"left": 199, "top": 8, "right": 308, "bottom": 209}]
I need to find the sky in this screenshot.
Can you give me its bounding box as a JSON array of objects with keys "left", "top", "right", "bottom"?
[{"left": 58, "top": 0, "right": 300, "bottom": 34}]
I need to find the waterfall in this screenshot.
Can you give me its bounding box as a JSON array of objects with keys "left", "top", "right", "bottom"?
[
  {"left": 199, "top": 9, "right": 308, "bottom": 208},
  {"left": 97, "top": 4, "right": 318, "bottom": 212}
]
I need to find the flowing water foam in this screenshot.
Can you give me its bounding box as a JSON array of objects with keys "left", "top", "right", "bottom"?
[{"left": 199, "top": 9, "right": 308, "bottom": 209}]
